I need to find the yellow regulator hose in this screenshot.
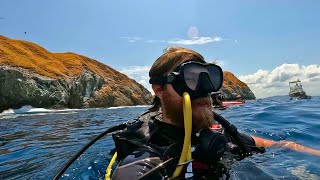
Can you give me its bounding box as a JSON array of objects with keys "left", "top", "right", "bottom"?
[
  {"left": 105, "top": 92, "right": 193, "bottom": 180},
  {"left": 104, "top": 152, "right": 117, "bottom": 180},
  {"left": 171, "top": 92, "right": 192, "bottom": 178}
]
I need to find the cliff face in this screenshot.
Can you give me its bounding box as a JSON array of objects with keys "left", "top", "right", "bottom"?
[
  {"left": 220, "top": 71, "right": 256, "bottom": 100},
  {"left": 0, "top": 35, "right": 152, "bottom": 112}
]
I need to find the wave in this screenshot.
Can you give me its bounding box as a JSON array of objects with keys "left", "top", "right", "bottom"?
[
  {"left": 1, "top": 105, "right": 82, "bottom": 114},
  {"left": 1, "top": 106, "right": 53, "bottom": 114},
  {"left": 0, "top": 106, "right": 81, "bottom": 119},
  {"left": 107, "top": 105, "right": 150, "bottom": 109},
  {"left": 0, "top": 105, "right": 150, "bottom": 119}
]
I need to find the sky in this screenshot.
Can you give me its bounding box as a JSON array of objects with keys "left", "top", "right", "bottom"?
[{"left": 1, "top": 0, "right": 320, "bottom": 98}]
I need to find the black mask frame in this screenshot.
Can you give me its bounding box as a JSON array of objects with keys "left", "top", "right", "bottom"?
[{"left": 149, "top": 61, "right": 223, "bottom": 100}]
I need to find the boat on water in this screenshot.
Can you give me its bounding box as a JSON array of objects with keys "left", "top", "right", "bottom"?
[
  {"left": 212, "top": 100, "right": 245, "bottom": 110},
  {"left": 222, "top": 101, "right": 245, "bottom": 106},
  {"left": 289, "top": 79, "right": 311, "bottom": 99},
  {"left": 212, "top": 92, "right": 245, "bottom": 109}
]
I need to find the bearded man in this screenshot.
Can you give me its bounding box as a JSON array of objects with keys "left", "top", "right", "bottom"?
[{"left": 111, "top": 47, "right": 320, "bottom": 180}]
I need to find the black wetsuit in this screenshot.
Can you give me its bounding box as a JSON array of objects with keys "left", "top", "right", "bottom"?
[{"left": 111, "top": 112, "right": 264, "bottom": 180}]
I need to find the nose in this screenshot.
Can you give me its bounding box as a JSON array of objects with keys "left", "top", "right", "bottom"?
[{"left": 196, "top": 72, "right": 214, "bottom": 94}]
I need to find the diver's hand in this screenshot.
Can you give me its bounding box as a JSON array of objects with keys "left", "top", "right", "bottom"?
[{"left": 194, "top": 128, "right": 227, "bottom": 165}]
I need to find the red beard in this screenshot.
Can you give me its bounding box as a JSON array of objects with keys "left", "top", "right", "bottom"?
[{"left": 162, "top": 94, "right": 214, "bottom": 131}]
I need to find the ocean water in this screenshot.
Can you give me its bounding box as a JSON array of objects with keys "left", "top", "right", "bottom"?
[{"left": 0, "top": 96, "right": 320, "bottom": 180}]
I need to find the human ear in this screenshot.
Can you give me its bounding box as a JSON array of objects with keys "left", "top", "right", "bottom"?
[{"left": 152, "top": 84, "right": 163, "bottom": 99}]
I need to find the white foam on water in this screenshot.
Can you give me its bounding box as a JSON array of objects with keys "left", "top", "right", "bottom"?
[
  {"left": 1, "top": 109, "right": 15, "bottom": 114},
  {"left": 1, "top": 105, "right": 52, "bottom": 114},
  {"left": 290, "top": 165, "right": 319, "bottom": 180},
  {"left": 0, "top": 105, "right": 81, "bottom": 116},
  {"left": 0, "top": 105, "right": 149, "bottom": 119},
  {"left": 107, "top": 105, "right": 149, "bottom": 110}
]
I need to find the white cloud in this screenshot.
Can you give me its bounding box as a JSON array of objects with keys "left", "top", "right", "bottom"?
[
  {"left": 118, "top": 66, "right": 154, "bottom": 94},
  {"left": 145, "top": 40, "right": 157, "bottom": 43},
  {"left": 119, "top": 66, "right": 150, "bottom": 75},
  {"left": 239, "top": 64, "right": 320, "bottom": 99},
  {"left": 215, "top": 60, "right": 225, "bottom": 67},
  {"left": 240, "top": 69, "right": 269, "bottom": 85},
  {"left": 167, "top": 36, "right": 223, "bottom": 45},
  {"left": 121, "top": 36, "right": 143, "bottom": 43},
  {"left": 145, "top": 39, "right": 167, "bottom": 43},
  {"left": 120, "top": 31, "right": 223, "bottom": 45}
]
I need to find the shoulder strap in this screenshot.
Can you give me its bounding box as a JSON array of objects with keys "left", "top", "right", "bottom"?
[
  {"left": 213, "top": 112, "right": 265, "bottom": 159},
  {"left": 113, "top": 111, "right": 161, "bottom": 159}
]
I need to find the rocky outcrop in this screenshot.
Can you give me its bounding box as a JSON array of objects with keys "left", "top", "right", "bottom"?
[
  {"left": 0, "top": 35, "right": 152, "bottom": 112},
  {"left": 0, "top": 35, "right": 255, "bottom": 112},
  {"left": 0, "top": 66, "right": 104, "bottom": 110},
  {"left": 220, "top": 71, "right": 256, "bottom": 100}
]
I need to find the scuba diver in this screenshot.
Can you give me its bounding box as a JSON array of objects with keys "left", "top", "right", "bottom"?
[
  {"left": 110, "top": 47, "right": 320, "bottom": 179},
  {"left": 211, "top": 92, "right": 227, "bottom": 110},
  {"left": 54, "top": 47, "right": 320, "bottom": 180},
  {"left": 235, "top": 94, "right": 244, "bottom": 103}
]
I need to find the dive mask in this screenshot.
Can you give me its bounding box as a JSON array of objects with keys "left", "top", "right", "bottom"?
[{"left": 149, "top": 61, "right": 223, "bottom": 100}]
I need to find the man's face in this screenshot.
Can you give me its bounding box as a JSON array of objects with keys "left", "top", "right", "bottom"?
[{"left": 161, "top": 84, "right": 213, "bottom": 131}]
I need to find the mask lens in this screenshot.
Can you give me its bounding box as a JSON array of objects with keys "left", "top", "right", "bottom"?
[
  {"left": 183, "top": 64, "right": 209, "bottom": 90},
  {"left": 183, "top": 63, "right": 222, "bottom": 91},
  {"left": 207, "top": 65, "right": 223, "bottom": 91}
]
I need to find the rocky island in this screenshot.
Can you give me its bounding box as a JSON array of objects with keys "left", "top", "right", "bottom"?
[
  {"left": 0, "top": 35, "right": 255, "bottom": 112},
  {"left": 220, "top": 71, "right": 256, "bottom": 100},
  {"left": 0, "top": 35, "right": 152, "bottom": 112}
]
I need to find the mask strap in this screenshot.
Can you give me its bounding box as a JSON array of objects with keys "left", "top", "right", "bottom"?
[
  {"left": 149, "top": 76, "right": 167, "bottom": 85},
  {"left": 149, "top": 73, "right": 176, "bottom": 85}
]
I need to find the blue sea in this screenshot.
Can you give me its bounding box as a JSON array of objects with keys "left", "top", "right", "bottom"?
[{"left": 0, "top": 96, "right": 320, "bottom": 180}]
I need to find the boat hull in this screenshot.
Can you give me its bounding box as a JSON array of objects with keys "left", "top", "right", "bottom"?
[{"left": 222, "top": 101, "right": 245, "bottom": 106}]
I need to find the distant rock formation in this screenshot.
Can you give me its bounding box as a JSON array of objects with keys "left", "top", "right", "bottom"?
[
  {"left": 0, "top": 35, "right": 256, "bottom": 112},
  {"left": 0, "top": 35, "right": 152, "bottom": 112},
  {"left": 220, "top": 71, "right": 256, "bottom": 100}
]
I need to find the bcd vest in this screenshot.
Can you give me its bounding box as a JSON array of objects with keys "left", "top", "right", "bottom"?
[{"left": 112, "top": 111, "right": 266, "bottom": 178}]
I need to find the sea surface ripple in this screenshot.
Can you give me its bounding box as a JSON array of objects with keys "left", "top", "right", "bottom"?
[{"left": 0, "top": 96, "right": 319, "bottom": 179}]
